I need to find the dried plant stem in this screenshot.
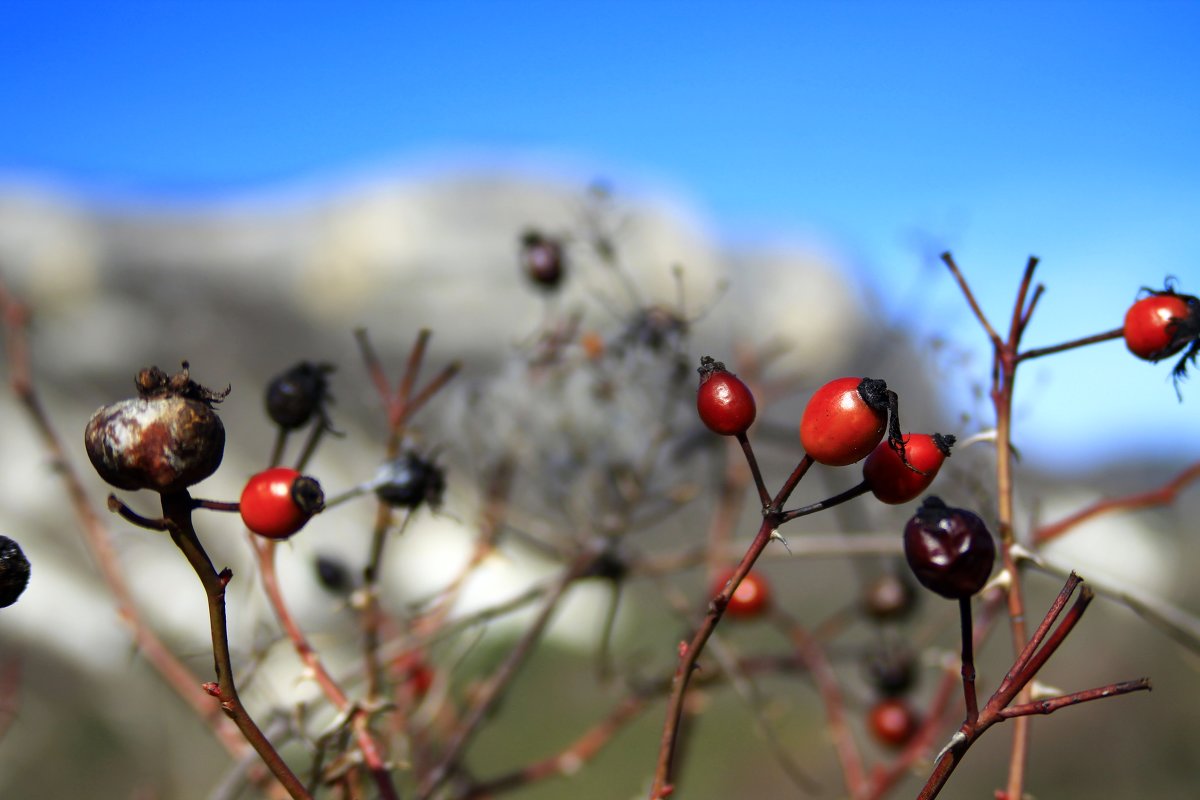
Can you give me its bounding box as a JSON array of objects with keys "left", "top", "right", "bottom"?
[
  {"left": 252, "top": 538, "right": 400, "bottom": 800},
  {"left": 159, "top": 491, "right": 312, "bottom": 800},
  {"left": 648, "top": 516, "right": 776, "bottom": 798},
  {"left": 915, "top": 574, "right": 1151, "bottom": 800}
]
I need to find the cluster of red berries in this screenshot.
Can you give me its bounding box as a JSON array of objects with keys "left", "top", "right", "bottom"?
[{"left": 696, "top": 359, "right": 954, "bottom": 502}]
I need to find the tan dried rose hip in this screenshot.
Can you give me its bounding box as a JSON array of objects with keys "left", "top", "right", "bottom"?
[{"left": 85, "top": 362, "right": 228, "bottom": 494}]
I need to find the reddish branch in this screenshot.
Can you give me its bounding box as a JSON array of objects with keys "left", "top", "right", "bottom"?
[
  {"left": 916, "top": 574, "right": 1151, "bottom": 800},
  {"left": 1034, "top": 460, "right": 1200, "bottom": 545},
  {"left": 251, "top": 537, "right": 400, "bottom": 800}
]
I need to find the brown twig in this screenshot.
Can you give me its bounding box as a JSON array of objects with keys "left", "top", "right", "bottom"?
[
  {"left": 158, "top": 490, "right": 312, "bottom": 800},
  {"left": 251, "top": 537, "right": 400, "bottom": 800},
  {"left": 915, "top": 574, "right": 1151, "bottom": 800},
  {"left": 1033, "top": 460, "right": 1200, "bottom": 545}
]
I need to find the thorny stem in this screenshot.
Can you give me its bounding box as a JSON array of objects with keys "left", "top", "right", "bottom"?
[
  {"left": 649, "top": 516, "right": 779, "bottom": 798},
  {"left": 959, "top": 597, "right": 978, "bottom": 727},
  {"left": 158, "top": 491, "right": 313, "bottom": 800},
  {"left": 942, "top": 251, "right": 1035, "bottom": 797},
  {"left": 915, "top": 574, "right": 1151, "bottom": 800}
]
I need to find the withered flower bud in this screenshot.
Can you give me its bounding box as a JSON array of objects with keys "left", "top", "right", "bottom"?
[{"left": 85, "top": 362, "right": 228, "bottom": 494}]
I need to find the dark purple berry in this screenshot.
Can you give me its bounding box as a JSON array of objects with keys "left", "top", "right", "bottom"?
[
  {"left": 85, "top": 363, "right": 227, "bottom": 493},
  {"left": 520, "top": 230, "right": 566, "bottom": 290},
  {"left": 265, "top": 361, "right": 334, "bottom": 430},
  {"left": 862, "top": 640, "right": 917, "bottom": 697},
  {"left": 903, "top": 497, "right": 995, "bottom": 599},
  {"left": 314, "top": 554, "right": 353, "bottom": 594},
  {"left": 0, "top": 535, "right": 31, "bottom": 609},
  {"left": 374, "top": 452, "right": 445, "bottom": 510}
]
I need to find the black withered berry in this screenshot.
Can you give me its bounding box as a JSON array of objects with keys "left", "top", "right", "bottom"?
[
  {"left": 903, "top": 497, "right": 996, "bottom": 600},
  {"left": 265, "top": 361, "right": 334, "bottom": 430},
  {"left": 519, "top": 229, "right": 566, "bottom": 290},
  {"left": 862, "top": 640, "right": 918, "bottom": 697},
  {"left": 374, "top": 451, "right": 445, "bottom": 510},
  {"left": 85, "top": 363, "right": 227, "bottom": 494},
  {"left": 0, "top": 535, "right": 31, "bottom": 609},
  {"left": 314, "top": 554, "right": 353, "bottom": 595}
]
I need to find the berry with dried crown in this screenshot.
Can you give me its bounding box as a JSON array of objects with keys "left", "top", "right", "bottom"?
[
  {"left": 696, "top": 356, "right": 756, "bottom": 436},
  {"left": 903, "top": 497, "right": 995, "bottom": 600},
  {"left": 85, "top": 364, "right": 227, "bottom": 494}
]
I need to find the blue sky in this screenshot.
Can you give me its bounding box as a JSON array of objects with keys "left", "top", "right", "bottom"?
[{"left": 2, "top": 1, "right": 1198, "bottom": 470}]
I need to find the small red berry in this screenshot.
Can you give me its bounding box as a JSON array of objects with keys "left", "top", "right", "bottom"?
[
  {"left": 712, "top": 567, "right": 772, "bottom": 618},
  {"left": 240, "top": 467, "right": 325, "bottom": 539},
  {"left": 85, "top": 364, "right": 227, "bottom": 494},
  {"left": 1123, "top": 284, "right": 1200, "bottom": 395},
  {"left": 903, "top": 497, "right": 995, "bottom": 600},
  {"left": 863, "top": 433, "right": 955, "bottom": 505},
  {"left": 1124, "top": 291, "right": 1190, "bottom": 360},
  {"left": 800, "top": 377, "right": 904, "bottom": 467},
  {"left": 867, "top": 697, "right": 920, "bottom": 748},
  {"left": 1124, "top": 284, "right": 1200, "bottom": 384},
  {"left": 696, "top": 356, "right": 757, "bottom": 436},
  {"left": 392, "top": 652, "right": 434, "bottom": 701}
]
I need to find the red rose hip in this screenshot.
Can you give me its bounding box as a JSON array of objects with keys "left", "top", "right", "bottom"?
[
  {"left": 863, "top": 433, "right": 955, "bottom": 504},
  {"left": 712, "top": 566, "right": 771, "bottom": 618},
  {"left": 1123, "top": 287, "right": 1198, "bottom": 361},
  {"left": 800, "top": 377, "right": 898, "bottom": 466},
  {"left": 240, "top": 467, "right": 325, "bottom": 539},
  {"left": 696, "top": 356, "right": 756, "bottom": 436}
]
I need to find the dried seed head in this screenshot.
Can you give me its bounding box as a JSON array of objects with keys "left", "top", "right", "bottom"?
[{"left": 85, "top": 363, "right": 227, "bottom": 494}]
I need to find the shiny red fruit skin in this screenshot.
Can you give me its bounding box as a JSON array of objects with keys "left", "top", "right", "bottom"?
[
  {"left": 863, "top": 434, "right": 947, "bottom": 504},
  {"left": 712, "top": 567, "right": 772, "bottom": 618},
  {"left": 240, "top": 467, "right": 315, "bottom": 540},
  {"left": 799, "top": 377, "right": 886, "bottom": 466},
  {"left": 868, "top": 697, "right": 919, "bottom": 748},
  {"left": 697, "top": 367, "right": 756, "bottom": 436},
  {"left": 1124, "top": 293, "right": 1190, "bottom": 360}
]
